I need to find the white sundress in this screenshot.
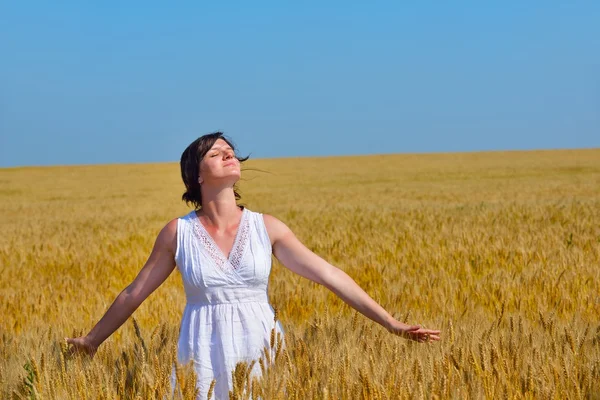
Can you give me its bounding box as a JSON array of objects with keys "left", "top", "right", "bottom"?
[{"left": 171, "top": 207, "right": 285, "bottom": 400}]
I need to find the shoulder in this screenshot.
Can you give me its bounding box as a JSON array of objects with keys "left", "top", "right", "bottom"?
[
  {"left": 262, "top": 214, "right": 294, "bottom": 244},
  {"left": 162, "top": 218, "right": 179, "bottom": 234},
  {"left": 154, "top": 218, "right": 179, "bottom": 252}
]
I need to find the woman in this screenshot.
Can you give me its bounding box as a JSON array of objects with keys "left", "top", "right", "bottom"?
[{"left": 67, "top": 132, "right": 441, "bottom": 399}]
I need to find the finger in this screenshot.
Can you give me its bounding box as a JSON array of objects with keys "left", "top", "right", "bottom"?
[
  {"left": 420, "top": 330, "right": 441, "bottom": 336},
  {"left": 412, "top": 332, "right": 440, "bottom": 343},
  {"left": 427, "top": 334, "right": 441, "bottom": 341}
]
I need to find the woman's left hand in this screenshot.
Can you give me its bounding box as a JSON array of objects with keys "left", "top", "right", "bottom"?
[{"left": 386, "top": 320, "right": 441, "bottom": 343}]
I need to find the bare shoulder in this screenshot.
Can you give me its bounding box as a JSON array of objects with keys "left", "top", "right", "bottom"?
[
  {"left": 155, "top": 218, "right": 178, "bottom": 253},
  {"left": 262, "top": 214, "right": 294, "bottom": 245}
]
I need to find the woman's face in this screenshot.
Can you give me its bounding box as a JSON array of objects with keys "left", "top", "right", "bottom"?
[{"left": 198, "top": 138, "right": 241, "bottom": 186}]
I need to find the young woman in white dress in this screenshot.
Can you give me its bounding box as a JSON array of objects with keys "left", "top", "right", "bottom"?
[{"left": 66, "top": 132, "right": 441, "bottom": 399}]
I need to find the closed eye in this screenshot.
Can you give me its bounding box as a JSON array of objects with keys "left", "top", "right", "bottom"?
[{"left": 208, "top": 148, "right": 234, "bottom": 158}]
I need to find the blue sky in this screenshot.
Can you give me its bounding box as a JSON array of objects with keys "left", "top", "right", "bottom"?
[{"left": 1, "top": 1, "right": 598, "bottom": 167}]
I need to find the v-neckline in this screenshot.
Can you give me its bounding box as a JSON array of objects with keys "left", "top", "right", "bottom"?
[{"left": 193, "top": 207, "right": 247, "bottom": 262}]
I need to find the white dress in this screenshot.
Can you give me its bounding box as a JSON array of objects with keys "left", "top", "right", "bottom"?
[{"left": 171, "top": 207, "right": 285, "bottom": 400}]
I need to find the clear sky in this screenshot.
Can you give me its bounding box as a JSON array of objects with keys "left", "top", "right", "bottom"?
[{"left": 1, "top": 1, "right": 598, "bottom": 167}]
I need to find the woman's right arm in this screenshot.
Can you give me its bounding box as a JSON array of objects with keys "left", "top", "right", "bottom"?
[{"left": 66, "top": 219, "right": 178, "bottom": 356}]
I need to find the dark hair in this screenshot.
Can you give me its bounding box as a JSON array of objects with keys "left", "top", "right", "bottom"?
[{"left": 180, "top": 132, "right": 249, "bottom": 210}]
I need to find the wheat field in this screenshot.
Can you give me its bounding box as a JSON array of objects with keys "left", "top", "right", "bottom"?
[{"left": 1, "top": 149, "right": 599, "bottom": 399}]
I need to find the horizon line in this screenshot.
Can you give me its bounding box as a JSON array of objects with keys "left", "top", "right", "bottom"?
[{"left": 1, "top": 145, "right": 599, "bottom": 170}]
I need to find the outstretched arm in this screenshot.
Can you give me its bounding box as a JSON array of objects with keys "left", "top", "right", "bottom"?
[
  {"left": 66, "top": 219, "right": 178, "bottom": 355},
  {"left": 263, "top": 214, "right": 440, "bottom": 343}
]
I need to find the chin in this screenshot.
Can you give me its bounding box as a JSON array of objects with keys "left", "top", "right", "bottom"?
[{"left": 225, "top": 173, "right": 241, "bottom": 184}]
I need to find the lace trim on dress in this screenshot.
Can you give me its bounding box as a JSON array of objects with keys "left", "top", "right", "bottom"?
[
  {"left": 191, "top": 209, "right": 250, "bottom": 273},
  {"left": 228, "top": 214, "right": 250, "bottom": 270}
]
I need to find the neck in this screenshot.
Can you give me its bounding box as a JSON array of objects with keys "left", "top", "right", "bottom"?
[{"left": 197, "top": 187, "right": 241, "bottom": 229}]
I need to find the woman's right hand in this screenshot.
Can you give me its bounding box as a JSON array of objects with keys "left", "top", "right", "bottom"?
[
  {"left": 65, "top": 336, "right": 98, "bottom": 357},
  {"left": 63, "top": 219, "right": 178, "bottom": 360}
]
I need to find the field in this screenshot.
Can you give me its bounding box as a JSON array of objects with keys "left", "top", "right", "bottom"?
[{"left": 1, "top": 148, "right": 599, "bottom": 399}]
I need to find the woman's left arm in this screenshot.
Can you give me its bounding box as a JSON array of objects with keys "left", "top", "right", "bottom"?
[{"left": 263, "top": 214, "right": 441, "bottom": 343}]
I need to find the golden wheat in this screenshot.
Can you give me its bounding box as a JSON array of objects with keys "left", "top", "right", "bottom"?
[{"left": 1, "top": 149, "right": 599, "bottom": 399}]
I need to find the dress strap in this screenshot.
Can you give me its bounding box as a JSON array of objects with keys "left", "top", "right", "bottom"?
[{"left": 249, "top": 210, "right": 273, "bottom": 256}]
